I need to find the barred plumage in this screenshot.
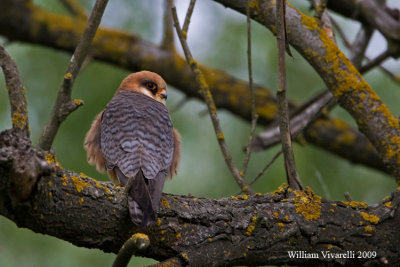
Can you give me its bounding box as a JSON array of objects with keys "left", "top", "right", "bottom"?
[{"left": 84, "top": 71, "right": 181, "bottom": 227}]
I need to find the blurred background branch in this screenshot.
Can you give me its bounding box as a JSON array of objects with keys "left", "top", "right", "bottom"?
[{"left": 0, "top": 0, "right": 388, "bottom": 174}]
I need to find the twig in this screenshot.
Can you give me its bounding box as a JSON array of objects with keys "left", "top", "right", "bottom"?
[
  {"left": 112, "top": 233, "right": 150, "bottom": 267},
  {"left": 170, "top": 95, "right": 189, "bottom": 113},
  {"left": 182, "top": 0, "right": 197, "bottom": 39},
  {"left": 344, "top": 192, "right": 353, "bottom": 202},
  {"left": 241, "top": 0, "right": 258, "bottom": 176},
  {"left": 349, "top": 25, "right": 373, "bottom": 69},
  {"left": 60, "top": 0, "right": 88, "bottom": 20},
  {"left": 330, "top": 18, "right": 351, "bottom": 49},
  {"left": 359, "top": 49, "right": 395, "bottom": 74},
  {"left": 0, "top": 44, "right": 30, "bottom": 137},
  {"left": 161, "top": 0, "right": 175, "bottom": 50},
  {"left": 276, "top": 0, "right": 302, "bottom": 190},
  {"left": 253, "top": 90, "right": 334, "bottom": 151},
  {"left": 38, "top": 0, "right": 109, "bottom": 150},
  {"left": 248, "top": 149, "right": 283, "bottom": 187},
  {"left": 172, "top": 6, "right": 253, "bottom": 194}
]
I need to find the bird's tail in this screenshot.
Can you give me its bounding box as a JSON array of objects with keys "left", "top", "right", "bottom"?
[{"left": 115, "top": 168, "right": 155, "bottom": 227}]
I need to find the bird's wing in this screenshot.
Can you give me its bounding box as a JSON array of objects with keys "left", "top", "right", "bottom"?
[
  {"left": 100, "top": 90, "right": 174, "bottom": 226},
  {"left": 101, "top": 90, "right": 174, "bottom": 180}
]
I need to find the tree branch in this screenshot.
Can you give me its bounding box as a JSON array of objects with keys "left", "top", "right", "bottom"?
[
  {"left": 38, "top": 0, "right": 109, "bottom": 150},
  {"left": 276, "top": 0, "right": 302, "bottom": 190},
  {"left": 214, "top": 0, "right": 400, "bottom": 181},
  {"left": 1, "top": 130, "right": 399, "bottom": 266},
  {"left": 0, "top": 0, "right": 389, "bottom": 175},
  {"left": 172, "top": 6, "right": 253, "bottom": 194},
  {"left": 60, "top": 0, "right": 88, "bottom": 20},
  {"left": 0, "top": 45, "right": 30, "bottom": 138}
]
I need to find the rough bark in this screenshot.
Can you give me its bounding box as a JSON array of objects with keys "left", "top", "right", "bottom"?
[
  {"left": 0, "top": 0, "right": 388, "bottom": 175},
  {"left": 1, "top": 129, "right": 399, "bottom": 266}
]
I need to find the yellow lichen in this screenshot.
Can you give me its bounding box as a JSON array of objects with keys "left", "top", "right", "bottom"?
[
  {"left": 79, "top": 198, "right": 84, "bottom": 205},
  {"left": 271, "top": 183, "right": 289, "bottom": 195},
  {"left": 11, "top": 111, "right": 28, "bottom": 130},
  {"left": 273, "top": 211, "right": 279, "bottom": 218},
  {"left": 181, "top": 253, "right": 189, "bottom": 261},
  {"left": 361, "top": 212, "right": 379, "bottom": 224},
  {"left": 71, "top": 175, "right": 91, "bottom": 193},
  {"left": 384, "top": 202, "right": 392, "bottom": 208},
  {"left": 246, "top": 224, "right": 255, "bottom": 236},
  {"left": 157, "top": 218, "right": 162, "bottom": 226},
  {"left": 342, "top": 201, "right": 368, "bottom": 209},
  {"left": 131, "top": 233, "right": 149, "bottom": 242},
  {"left": 176, "top": 233, "right": 181, "bottom": 239},
  {"left": 364, "top": 225, "right": 374, "bottom": 232},
  {"left": 217, "top": 132, "right": 225, "bottom": 140},
  {"left": 61, "top": 174, "right": 68, "bottom": 186},
  {"left": 208, "top": 238, "right": 213, "bottom": 242},
  {"left": 73, "top": 99, "right": 83, "bottom": 105},
  {"left": 231, "top": 195, "right": 239, "bottom": 200},
  {"left": 248, "top": 0, "right": 259, "bottom": 9},
  {"left": 160, "top": 197, "right": 170, "bottom": 208},
  {"left": 293, "top": 187, "right": 322, "bottom": 221},
  {"left": 64, "top": 72, "right": 72, "bottom": 79},
  {"left": 241, "top": 194, "right": 248, "bottom": 200}
]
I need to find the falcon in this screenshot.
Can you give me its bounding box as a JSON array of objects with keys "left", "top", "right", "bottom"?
[{"left": 84, "top": 71, "right": 181, "bottom": 226}]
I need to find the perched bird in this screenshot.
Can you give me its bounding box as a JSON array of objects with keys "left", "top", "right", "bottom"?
[{"left": 84, "top": 71, "right": 181, "bottom": 226}]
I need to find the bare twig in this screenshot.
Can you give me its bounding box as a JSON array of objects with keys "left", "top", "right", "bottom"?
[
  {"left": 349, "top": 26, "right": 373, "bottom": 69},
  {"left": 170, "top": 96, "right": 189, "bottom": 113},
  {"left": 241, "top": 0, "right": 258, "bottom": 176},
  {"left": 276, "top": 0, "right": 302, "bottom": 190},
  {"left": 331, "top": 18, "right": 352, "bottom": 49},
  {"left": 38, "top": 0, "right": 109, "bottom": 150},
  {"left": 359, "top": 48, "right": 396, "bottom": 74},
  {"left": 172, "top": 6, "right": 253, "bottom": 194},
  {"left": 161, "top": 0, "right": 175, "bottom": 50},
  {"left": 248, "top": 149, "right": 283, "bottom": 187},
  {"left": 60, "top": 0, "right": 88, "bottom": 20},
  {"left": 344, "top": 192, "right": 353, "bottom": 202},
  {"left": 112, "top": 233, "right": 150, "bottom": 267},
  {"left": 182, "top": 0, "right": 197, "bottom": 39},
  {"left": 0, "top": 45, "right": 29, "bottom": 137},
  {"left": 253, "top": 90, "right": 334, "bottom": 151}
]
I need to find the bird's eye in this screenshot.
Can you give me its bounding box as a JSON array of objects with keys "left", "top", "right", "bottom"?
[{"left": 146, "top": 82, "right": 157, "bottom": 91}]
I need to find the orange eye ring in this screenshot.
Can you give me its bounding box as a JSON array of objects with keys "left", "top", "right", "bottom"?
[{"left": 146, "top": 82, "right": 157, "bottom": 91}]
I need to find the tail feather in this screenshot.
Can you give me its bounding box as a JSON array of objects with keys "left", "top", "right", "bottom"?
[{"left": 115, "top": 168, "right": 155, "bottom": 226}]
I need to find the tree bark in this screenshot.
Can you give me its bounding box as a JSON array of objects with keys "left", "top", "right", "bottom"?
[{"left": 1, "top": 129, "right": 399, "bottom": 266}]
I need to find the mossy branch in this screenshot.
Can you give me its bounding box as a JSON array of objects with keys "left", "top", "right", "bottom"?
[
  {"left": 0, "top": 0, "right": 390, "bottom": 175},
  {"left": 1, "top": 130, "right": 400, "bottom": 266},
  {"left": 214, "top": 0, "right": 400, "bottom": 181}
]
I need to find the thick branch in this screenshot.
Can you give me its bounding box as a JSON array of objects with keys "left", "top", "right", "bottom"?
[
  {"left": 0, "top": 0, "right": 389, "bottom": 174},
  {"left": 1, "top": 130, "right": 399, "bottom": 266}
]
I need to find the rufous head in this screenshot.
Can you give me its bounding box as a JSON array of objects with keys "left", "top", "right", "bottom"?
[{"left": 118, "top": 71, "right": 168, "bottom": 105}]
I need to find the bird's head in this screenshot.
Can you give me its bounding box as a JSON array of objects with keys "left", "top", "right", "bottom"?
[{"left": 118, "top": 71, "right": 168, "bottom": 105}]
